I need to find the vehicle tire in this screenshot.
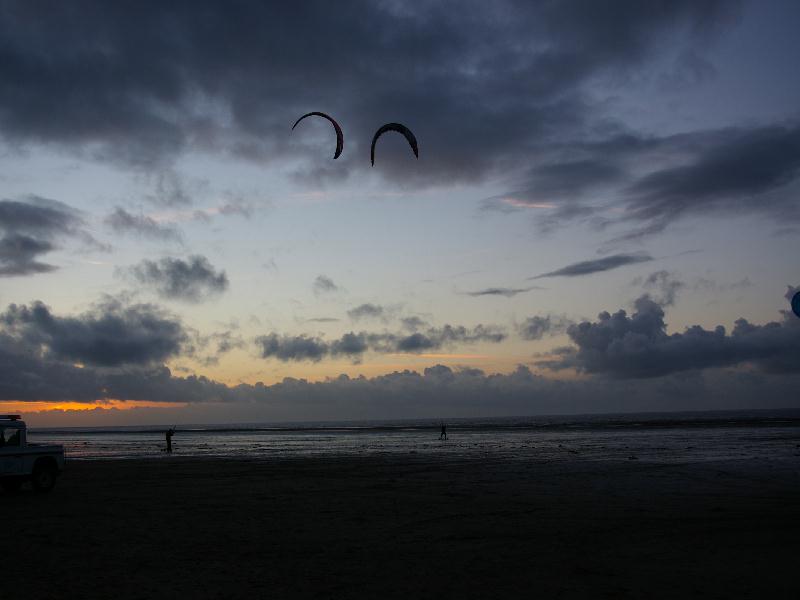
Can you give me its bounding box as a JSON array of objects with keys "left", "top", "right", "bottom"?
[
  {"left": 1, "top": 478, "right": 23, "bottom": 493},
  {"left": 31, "top": 463, "right": 57, "bottom": 493}
]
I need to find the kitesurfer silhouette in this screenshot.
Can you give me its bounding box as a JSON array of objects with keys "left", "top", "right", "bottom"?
[
  {"left": 439, "top": 422, "right": 447, "bottom": 440},
  {"left": 166, "top": 427, "right": 175, "bottom": 453}
]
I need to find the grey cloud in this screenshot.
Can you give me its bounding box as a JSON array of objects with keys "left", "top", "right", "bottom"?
[
  {"left": 543, "top": 295, "right": 800, "bottom": 378},
  {"left": 0, "top": 196, "right": 99, "bottom": 276},
  {"left": 330, "top": 332, "right": 369, "bottom": 356},
  {"left": 4, "top": 348, "right": 800, "bottom": 419},
  {"left": 190, "top": 329, "right": 245, "bottom": 367},
  {"left": 209, "top": 330, "right": 244, "bottom": 355},
  {"left": 146, "top": 170, "right": 204, "bottom": 207},
  {"left": 105, "top": 208, "right": 182, "bottom": 242},
  {"left": 773, "top": 227, "right": 799, "bottom": 237},
  {"left": 531, "top": 253, "right": 653, "bottom": 279},
  {"left": 0, "top": 1, "right": 737, "bottom": 184},
  {"left": 0, "top": 340, "right": 236, "bottom": 403},
  {"left": 692, "top": 275, "right": 752, "bottom": 293},
  {"left": 218, "top": 200, "right": 254, "bottom": 218},
  {"left": 0, "top": 299, "right": 188, "bottom": 367},
  {"left": 257, "top": 333, "right": 329, "bottom": 362},
  {"left": 127, "top": 255, "right": 228, "bottom": 302},
  {"left": 519, "top": 315, "right": 574, "bottom": 341},
  {"left": 313, "top": 275, "right": 339, "bottom": 295},
  {"left": 401, "top": 316, "right": 428, "bottom": 331},
  {"left": 639, "top": 270, "right": 686, "bottom": 306},
  {"left": 256, "top": 324, "right": 507, "bottom": 362},
  {"left": 634, "top": 271, "right": 753, "bottom": 305},
  {"left": 394, "top": 324, "right": 506, "bottom": 352},
  {"left": 0, "top": 196, "right": 85, "bottom": 236},
  {"left": 395, "top": 333, "right": 436, "bottom": 352},
  {"left": 483, "top": 160, "right": 624, "bottom": 216},
  {"left": 625, "top": 125, "right": 800, "bottom": 225},
  {"left": 464, "top": 286, "right": 541, "bottom": 298},
  {"left": 347, "top": 303, "right": 385, "bottom": 321},
  {"left": 0, "top": 234, "right": 56, "bottom": 275},
  {"left": 503, "top": 124, "right": 800, "bottom": 240}
]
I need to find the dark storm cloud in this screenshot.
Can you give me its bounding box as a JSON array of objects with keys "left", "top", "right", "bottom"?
[
  {"left": 256, "top": 324, "right": 507, "bottom": 362},
  {"left": 543, "top": 295, "right": 800, "bottom": 378},
  {"left": 0, "top": 298, "right": 188, "bottom": 367},
  {"left": 105, "top": 208, "right": 182, "bottom": 242},
  {"left": 0, "top": 0, "right": 737, "bottom": 182},
  {"left": 0, "top": 196, "right": 100, "bottom": 276},
  {"left": 312, "top": 275, "right": 339, "bottom": 295},
  {"left": 464, "top": 286, "right": 540, "bottom": 298},
  {"left": 347, "top": 303, "right": 385, "bottom": 321},
  {"left": 531, "top": 253, "right": 653, "bottom": 279},
  {"left": 127, "top": 255, "right": 229, "bottom": 302}
]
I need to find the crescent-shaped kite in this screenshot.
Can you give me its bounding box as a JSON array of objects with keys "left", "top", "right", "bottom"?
[
  {"left": 292, "top": 112, "right": 344, "bottom": 159},
  {"left": 370, "top": 123, "right": 419, "bottom": 166}
]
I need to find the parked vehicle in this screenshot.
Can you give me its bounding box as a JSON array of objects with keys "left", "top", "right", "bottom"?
[{"left": 0, "top": 415, "right": 65, "bottom": 493}]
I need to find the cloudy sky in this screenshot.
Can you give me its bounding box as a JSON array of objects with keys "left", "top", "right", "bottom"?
[{"left": 1, "top": 0, "right": 798, "bottom": 426}]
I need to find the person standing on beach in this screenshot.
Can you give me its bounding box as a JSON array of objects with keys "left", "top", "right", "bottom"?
[
  {"left": 166, "top": 427, "right": 175, "bottom": 453},
  {"left": 440, "top": 422, "right": 447, "bottom": 440}
]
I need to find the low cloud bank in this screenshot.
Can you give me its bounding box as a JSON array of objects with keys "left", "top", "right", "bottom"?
[
  {"left": 541, "top": 295, "right": 800, "bottom": 378},
  {"left": 257, "top": 324, "right": 507, "bottom": 362}
]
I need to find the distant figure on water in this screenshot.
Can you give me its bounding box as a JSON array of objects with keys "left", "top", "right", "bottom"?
[
  {"left": 440, "top": 422, "right": 447, "bottom": 440},
  {"left": 166, "top": 427, "right": 175, "bottom": 453}
]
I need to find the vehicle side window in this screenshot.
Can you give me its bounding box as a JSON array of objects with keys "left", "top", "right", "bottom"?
[{"left": 1, "top": 428, "right": 20, "bottom": 447}]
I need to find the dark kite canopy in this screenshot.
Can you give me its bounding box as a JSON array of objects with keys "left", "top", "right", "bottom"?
[
  {"left": 292, "top": 112, "right": 344, "bottom": 159},
  {"left": 370, "top": 123, "right": 419, "bottom": 166}
]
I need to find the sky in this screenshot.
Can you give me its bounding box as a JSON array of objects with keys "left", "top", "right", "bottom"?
[{"left": 0, "top": 0, "right": 798, "bottom": 426}]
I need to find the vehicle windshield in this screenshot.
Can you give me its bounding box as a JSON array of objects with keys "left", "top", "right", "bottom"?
[{"left": 0, "top": 427, "right": 21, "bottom": 447}]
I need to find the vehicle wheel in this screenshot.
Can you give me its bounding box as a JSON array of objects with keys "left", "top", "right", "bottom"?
[
  {"left": 32, "top": 464, "right": 57, "bottom": 493},
  {"left": 1, "top": 479, "right": 23, "bottom": 494}
]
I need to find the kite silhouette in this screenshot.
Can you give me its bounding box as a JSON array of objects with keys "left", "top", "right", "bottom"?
[
  {"left": 292, "top": 114, "right": 418, "bottom": 165},
  {"left": 792, "top": 290, "right": 800, "bottom": 318},
  {"left": 292, "top": 112, "right": 344, "bottom": 159},
  {"left": 371, "top": 122, "right": 419, "bottom": 166}
]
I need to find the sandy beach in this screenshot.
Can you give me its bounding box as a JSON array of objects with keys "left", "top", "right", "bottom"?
[{"left": 7, "top": 454, "right": 800, "bottom": 599}]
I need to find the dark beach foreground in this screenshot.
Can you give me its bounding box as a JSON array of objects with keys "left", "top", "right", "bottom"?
[{"left": 7, "top": 454, "right": 800, "bottom": 599}]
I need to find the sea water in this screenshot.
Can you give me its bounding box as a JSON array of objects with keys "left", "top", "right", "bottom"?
[{"left": 26, "top": 409, "right": 800, "bottom": 463}]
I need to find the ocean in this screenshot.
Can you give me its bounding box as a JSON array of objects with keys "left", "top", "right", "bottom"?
[{"left": 27, "top": 409, "right": 800, "bottom": 463}]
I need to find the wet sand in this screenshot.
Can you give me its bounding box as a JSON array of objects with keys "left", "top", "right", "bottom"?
[{"left": 7, "top": 454, "right": 800, "bottom": 599}]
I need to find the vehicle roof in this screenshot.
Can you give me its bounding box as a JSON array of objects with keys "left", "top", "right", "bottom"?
[{"left": 0, "top": 415, "right": 25, "bottom": 428}]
